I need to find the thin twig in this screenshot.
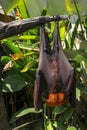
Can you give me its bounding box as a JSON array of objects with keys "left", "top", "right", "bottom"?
[{"left": 12, "top": 118, "right": 42, "bottom": 130}]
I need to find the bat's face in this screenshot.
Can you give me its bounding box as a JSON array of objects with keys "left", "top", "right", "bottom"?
[{"left": 45, "top": 92, "right": 68, "bottom": 107}]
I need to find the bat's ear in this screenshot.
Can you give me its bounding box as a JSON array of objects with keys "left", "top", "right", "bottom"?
[
  {"left": 52, "top": 21, "right": 62, "bottom": 53},
  {"left": 40, "top": 25, "right": 52, "bottom": 55}
]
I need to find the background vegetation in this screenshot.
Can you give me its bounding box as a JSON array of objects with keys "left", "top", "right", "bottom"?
[{"left": 0, "top": 0, "right": 87, "bottom": 130}]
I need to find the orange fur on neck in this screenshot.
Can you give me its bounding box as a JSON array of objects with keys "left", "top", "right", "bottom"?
[{"left": 45, "top": 92, "right": 68, "bottom": 107}]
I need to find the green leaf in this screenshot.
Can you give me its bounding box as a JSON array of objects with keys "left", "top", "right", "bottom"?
[
  {"left": 80, "top": 40, "right": 87, "bottom": 50},
  {"left": 18, "top": 43, "right": 39, "bottom": 51},
  {"left": 16, "top": 108, "right": 42, "bottom": 117},
  {"left": 47, "top": 120, "right": 54, "bottom": 130},
  {"left": 76, "top": 88, "right": 81, "bottom": 100},
  {"left": 10, "top": 107, "right": 43, "bottom": 123},
  {"left": 65, "top": 0, "right": 78, "bottom": 13},
  {"left": 32, "top": 42, "right": 40, "bottom": 50},
  {"left": 74, "top": 54, "right": 86, "bottom": 63},
  {"left": 53, "top": 121, "right": 66, "bottom": 130},
  {"left": 53, "top": 105, "right": 68, "bottom": 114},
  {"left": 64, "top": 108, "right": 73, "bottom": 121},
  {"left": 24, "top": 51, "right": 38, "bottom": 57},
  {"left": 47, "top": 0, "right": 67, "bottom": 15},
  {"left": 59, "top": 21, "right": 66, "bottom": 40},
  {"left": 0, "top": 0, "right": 21, "bottom": 13},
  {"left": 1, "top": 56, "right": 21, "bottom": 68},
  {"left": 64, "top": 49, "right": 87, "bottom": 59},
  {"left": 66, "top": 33, "right": 72, "bottom": 49},
  {"left": 67, "top": 126, "right": 77, "bottom": 130},
  {"left": 2, "top": 74, "right": 27, "bottom": 92},
  {"left": 1, "top": 56, "right": 11, "bottom": 63},
  {"left": 18, "top": 43, "right": 33, "bottom": 50},
  {"left": 4, "top": 68, "right": 34, "bottom": 86},
  {"left": 2, "top": 39, "right": 21, "bottom": 53},
  {"left": 21, "top": 59, "right": 38, "bottom": 72},
  {"left": 65, "top": 0, "right": 87, "bottom": 15},
  {"left": 24, "top": 0, "right": 47, "bottom": 17},
  {"left": 19, "top": 35, "right": 39, "bottom": 40},
  {"left": 18, "top": 0, "right": 28, "bottom": 18}
]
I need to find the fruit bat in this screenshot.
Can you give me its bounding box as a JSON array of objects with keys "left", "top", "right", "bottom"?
[{"left": 34, "top": 21, "right": 76, "bottom": 111}]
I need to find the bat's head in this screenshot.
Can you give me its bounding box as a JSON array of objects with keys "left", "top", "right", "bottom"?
[{"left": 45, "top": 92, "right": 68, "bottom": 107}]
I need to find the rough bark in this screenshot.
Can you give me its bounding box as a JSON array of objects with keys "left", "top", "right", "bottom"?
[{"left": 0, "top": 15, "right": 68, "bottom": 40}]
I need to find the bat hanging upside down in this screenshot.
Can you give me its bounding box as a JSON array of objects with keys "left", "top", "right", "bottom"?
[{"left": 34, "top": 21, "right": 76, "bottom": 111}]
